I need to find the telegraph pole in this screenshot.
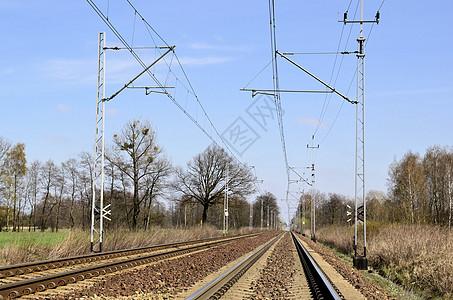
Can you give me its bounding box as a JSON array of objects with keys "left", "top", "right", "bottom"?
[
  {"left": 307, "top": 135, "right": 319, "bottom": 242},
  {"left": 342, "top": 0, "right": 380, "bottom": 270}
]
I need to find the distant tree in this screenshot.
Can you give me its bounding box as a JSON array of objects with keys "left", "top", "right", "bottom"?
[
  {"left": 297, "top": 193, "right": 312, "bottom": 233},
  {"left": 54, "top": 163, "right": 66, "bottom": 232},
  {"left": 39, "top": 160, "right": 58, "bottom": 231},
  {"left": 0, "top": 137, "right": 11, "bottom": 169},
  {"left": 253, "top": 192, "right": 279, "bottom": 229},
  {"left": 423, "top": 146, "right": 448, "bottom": 224},
  {"left": 388, "top": 152, "right": 426, "bottom": 224},
  {"left": 173, "top": 144, "right": 256, "bottom": 226},
  {"left": 0, "top": 137, "right": 11, "bottom": 230},
  {"left": 4, "top": 143, "right": 27, "bottom": 231},
  {"left": 63, "top": 158, "right": 79, "bottom": 229},
  {"left": 366, "top": 190, "right": 387, "bottom": 223},
  {"left": 109, "top": 119, "right": 164, "bottom": 230},
  {"left": 78, "top": 152, "right": 94, "bottom": 230},
  {"left": 446, "top": 151, "right": 453, "bottom": 229},
  {"left": 25, "top": 160, "right": 41, "bottom": 231},
  {"left": 143, "top": 157, "right": 172, "bottom": 230},
  {"left": 228, "top": 196, "right": 251, "bottom": 229},
  {"left": 318, "top": 193, "right": 347, "bottom": 225}
]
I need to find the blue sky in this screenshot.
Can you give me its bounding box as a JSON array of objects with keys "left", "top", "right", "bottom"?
[{"left": 1, "top": 1, "right": 452, "bottom": 223}]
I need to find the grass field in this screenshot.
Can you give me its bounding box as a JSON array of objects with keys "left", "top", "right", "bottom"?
[
  {"left": 0, "top": 226, "right": 244, "bottom": 266},
  {"left": 317, "top": 224, "right": 453, "bottom": 299},
  {"left": 0, "top": 230, "right": 68, "bottom": 249}
]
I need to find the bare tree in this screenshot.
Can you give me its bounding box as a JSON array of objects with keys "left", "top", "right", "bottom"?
[
  {"left": 39, "top": 160, "right": 58, "bottom": 231},
  {"left": 25, "top": 160, "right": 41, "bottom": 231},
  {"left": 423, "top": 146, "right": 449, "bottom": 224},
  {"left": 0, "top": 137, "right": 11, "bottom": 230},
  {"left": 254, "top": 192, "right": 279, "bottom": 229},
  {"left": 143, "top": 157, "right": 172, "bottom": 230},
  {"left": 63, "top": 159, "right": 80, "bottom": 229},
  {"left": 446, "top": 151, "right": 453, "bottom": 229},
  {"left": 173, "top": 144, "right": 256, "bottom": 225},
  {"left": 53, "top": 164, "right": 66, "bottom": 232},
  {"left": 366, "top": 190, "right": 387, "bottom": 223},
  {"left": 318, "top": 193, "right": 347, "bottom": 226},
  {"left": 78, "top": 152, "right": 94, "bottom": 230},
  {"left": 4, "top": 143, "right": 27, "bottom": 231},
  {"left": 109, "top": 120, "right": 163, "bottom": 230},
  {"left": 388, "top": 152, "right": 426, "bottom": 224}
]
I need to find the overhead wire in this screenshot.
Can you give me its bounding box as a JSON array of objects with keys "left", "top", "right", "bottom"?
[
  {"left": 242, "top": 59, "right": 274, "bottom": 90},
  {"left": 318, "top": 0, "right": 386, "bottom": 146},
  {"left": 88, "top": 0, "right": 266, "bottom": 197},
  {"left": 312, "top": 0, "right": 355, "bottom": 136},
  {"left": 269, "top": 0, "right": 305, "bottom": 223},
  {"left": 315, "top": 0, "right": 361, "bottom": 146},
  {"left": 127, "top": 2, "right": 244, "bottom": 163},
  {"left": 131, "top": 10, "right": 136, "bottom": 47},
  {"left": 268, "top": 0, "right": 290, "bottom": 184},
  {"left": 87, "top": 0, "right": 244, "bottom": 164},
  {"left": 300, "top": 0, "right": 359, "bottom": 189}
]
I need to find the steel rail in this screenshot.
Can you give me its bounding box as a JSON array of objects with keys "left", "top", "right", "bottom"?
[
  {"left": 187, "top": 232, "right": 283, "bottom": 300},
  {"left": 0, "top": 233, "right": 263, "bottom": 299},
  {"left": 291, "top": 232, "right": 343, "bottom": 300},
  {"left": 0, "top": 233, "right": 261, "bottom": 280}
]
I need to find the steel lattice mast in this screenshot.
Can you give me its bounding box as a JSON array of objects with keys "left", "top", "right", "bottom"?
[
  {"left": 91, "top": 32, "right": 110, "bottom": 253},
  {"left": 90, "top": 32, "right": 173, "bottom": 252},
  {"left": 343, "top": 0, "right": 380, "bottom": 270}
]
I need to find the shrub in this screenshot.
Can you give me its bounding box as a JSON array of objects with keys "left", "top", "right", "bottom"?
[{"left": 318, "top": 224, "right": 453, "bottom": 299}]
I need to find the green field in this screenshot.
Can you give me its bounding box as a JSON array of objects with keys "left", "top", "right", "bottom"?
[{"left": 0, "top": 230, "right": 68, "bottom": 249}]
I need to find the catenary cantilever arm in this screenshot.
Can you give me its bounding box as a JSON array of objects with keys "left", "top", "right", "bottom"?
[{"left": 276, "top": 50, "right": 357, "bottom": 104}]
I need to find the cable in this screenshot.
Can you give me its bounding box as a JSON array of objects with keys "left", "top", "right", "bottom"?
[
  {"left": 364, "top": 0, "right": 386, "bottom": 49},
  {"left": 126, "top": 0, "right": 170, "bottom": 48},
  {"left": 268, "top": 0, "right": 290, "bottom": 185},
  {"left": 313, "top": 26, "right": 345, "bottom": 135},
  {"left": 129, "top": 4, "right": 242, "bottom": 162},
  {"left": 377, "top": 0, "right": 386, "bottom": 11},
  {"left": 311, "top": 0, "right": 356, "bottom": 136},
  {"left": 319, "top": 0, "right": 386, "bottom": 145},
  {"left": 131, "top": 10, "right": 136, "bottom": 47},
  {"left": 316, "top": 0, "right": 360, "bottom": 145},
  {"left": 87, "top": 0, "right": 268, "bottom": 196},
  {"left": 242, "top": 59, "right": 274, "bottom": 90},
  {"left": 283, "top": 52, "right": 343, "bottom": 55}
]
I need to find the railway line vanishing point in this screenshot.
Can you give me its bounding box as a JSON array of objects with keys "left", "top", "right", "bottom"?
[{"left": 0, "top": 232, "right": 375, "bottom": 299}]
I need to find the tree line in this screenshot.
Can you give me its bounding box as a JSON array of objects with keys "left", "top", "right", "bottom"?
[
  {"left": 293, "top": 146, "right": 453, "bottom": 230},
  {"left": 0, "top": 119, "right": 264, "bottom": 232}
]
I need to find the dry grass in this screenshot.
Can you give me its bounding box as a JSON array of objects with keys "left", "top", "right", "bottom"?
[
  {"left": 0, "top": 226, "right": 249, "bottom": 266},
  {"left": 316, "top": 225, "right": 355, "bottom": 255},
  {"left": 368, "top": 225, "right": 453, "bottom": 299},
  {"left": 0, "top": 244, "right": 50, "bottom": 265},
  {"left": 317, "top": 224, "right": 453, "bottom": 299}
]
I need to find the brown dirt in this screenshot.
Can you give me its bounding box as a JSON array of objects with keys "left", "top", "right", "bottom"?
[{"left": 45, "top": 233, "right": 278, "bottom": 299}]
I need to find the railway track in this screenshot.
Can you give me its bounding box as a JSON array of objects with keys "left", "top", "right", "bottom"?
[
  {"left": 292, "top": 232, "right": 343, "bottom": 300},
  {"left": 185, "top": 232, "right": 361, "bottom": 300},
  {"left": 186, "top": 232, "right": 284, "bottom": 300},
  {"left": 0, "top": 233, "right": 261, "bottom": 299},
  {"left": 1, "top": 231, "right": 369, "bottom": 299}
]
